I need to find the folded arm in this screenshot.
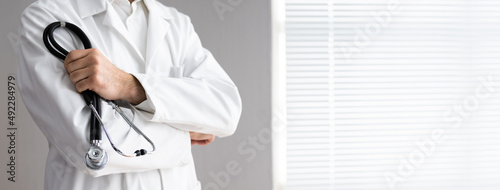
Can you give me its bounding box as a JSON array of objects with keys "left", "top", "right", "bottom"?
[{"left": 131, "top": 16, "right": 242, "bottom": 138}]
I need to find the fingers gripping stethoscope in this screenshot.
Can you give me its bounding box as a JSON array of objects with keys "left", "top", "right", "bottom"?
[{"left": 42, "top": 21, "right": 156, "bottom": 170}]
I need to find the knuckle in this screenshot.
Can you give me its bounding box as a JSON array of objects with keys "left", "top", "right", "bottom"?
[
  {"left": 91, "top": 48, "right": 101, "bottom": 55},
  {"left": 89, "top": 55, "right": 99, "bottom": 64},
  {"left": 91, "top": 65, "right": 100, "bottom": 75},
  {"left": 90, "top": 49, "right": 99, "bottom": 56},
  {"left": 64, "top": 63, "right": 70, "bottom": 72},
  {"left": 66, "top": 51, "right": 74, "bottom": 59},
  {"left": 90, "top": 74, "right": 102, "bottom": 87},
  {"left": 88, "top": 74, "right": 97, "bottom": 84},
  {"left": 69, "top": 74, "right": 77, "bottom": 83},
  {"left": 75, "top": 82, "right": 84, "bottom": 92}
]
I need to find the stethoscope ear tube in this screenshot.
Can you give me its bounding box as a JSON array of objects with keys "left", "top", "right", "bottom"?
[{"left": 43, "top": 22, "right": 92, "bottom": 57}]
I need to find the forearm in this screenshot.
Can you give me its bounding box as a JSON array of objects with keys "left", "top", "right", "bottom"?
[{"left": 132, "top": 62, "right": 242, "bottom": 137}]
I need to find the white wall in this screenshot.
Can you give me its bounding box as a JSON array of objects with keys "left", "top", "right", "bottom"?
[{"left": 0, "top": 0, "right": 272, "bottom": 189}]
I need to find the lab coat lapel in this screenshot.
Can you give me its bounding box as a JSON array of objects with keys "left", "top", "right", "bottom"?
[
  {"left": 77, "top": 0, "right": 129, "bottom": 42},
  {"left": 103, "top": 7, "right": 148, "bottom": 62},
  {"left": 144, "top": 0, "right": 172, "bottom": 68},
  {"left": 76, "top": 0, "right": 108, "bottom": 18},
  {"left": 102, "top": 1, "right": 146, "bottom": 61},
  {"left": 102, "top": 9, "right": 130, "bottom": 43},
  {"left": 77, "top": 0, "right": 144, "bottom": 61},
  {"left": 76, "top": 0, "right": 111, "bottom": 58},
  {"left": 78, "top": 0, "right": 174, "bottom": 69}
]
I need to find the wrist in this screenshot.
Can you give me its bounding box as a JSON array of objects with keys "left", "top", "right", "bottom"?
[{"left": 122, "top": 74, "right": 146, "bottom": 105}]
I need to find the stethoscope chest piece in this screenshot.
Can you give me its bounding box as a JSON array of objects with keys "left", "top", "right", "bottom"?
[{"left": 85, "top": 146, "right": 108, "bottom": 170}]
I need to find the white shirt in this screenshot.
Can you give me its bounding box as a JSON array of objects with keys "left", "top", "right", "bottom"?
[
  {"left": 111, "top": 0, "right": 148, "bottom": 59},
  {"left": 111, "top": 0, "right": 155, "bottom": 113}
]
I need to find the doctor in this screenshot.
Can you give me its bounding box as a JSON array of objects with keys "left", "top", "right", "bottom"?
[{"left": 17, "top": 0, "right": 242, "bottom": 189}]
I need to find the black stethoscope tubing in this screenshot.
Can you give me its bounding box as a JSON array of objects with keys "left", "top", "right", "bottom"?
[
  {"left": 42, "top": 21, "right": 156, "bottom": 170},
  {"left": 43, "top": 21, "right": 102, "bottom": 143}
]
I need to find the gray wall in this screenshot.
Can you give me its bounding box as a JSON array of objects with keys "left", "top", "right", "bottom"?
[
  {"left": 0, "top": 0, "right": 272, "bottom": 189},
  {"left": 160, "top": 0, "right": 273, "bottom": 189},
  {"left": 1, "top": 0, "right": 49, "bottom": 189}
]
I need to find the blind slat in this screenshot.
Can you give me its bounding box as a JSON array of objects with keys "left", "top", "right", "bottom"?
[{"left": 285, "top": 0, "right": 500, "bottom": 189}]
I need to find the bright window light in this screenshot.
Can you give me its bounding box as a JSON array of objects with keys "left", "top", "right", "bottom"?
[{"left": 280, "top": 0, "right": 500, "bottom": 189}]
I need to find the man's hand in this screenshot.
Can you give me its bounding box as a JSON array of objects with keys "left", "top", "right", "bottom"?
[
  {"left": 189, "top": 132, "right": 215, "bottom": 146},
  {"left": 64, "top": 48, "right": 146, "bottom": 104}
]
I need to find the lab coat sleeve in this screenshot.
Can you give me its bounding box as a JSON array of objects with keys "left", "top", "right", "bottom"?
[
  {"left": 17, "top": 4, "right": 191, "bottom": 177},
  {"left": 131, "top": 16, "right": 242, "bottom": 138}
]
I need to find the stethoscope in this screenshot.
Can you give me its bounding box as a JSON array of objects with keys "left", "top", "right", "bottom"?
[{"left": 42, "top": 21, "right": 156, "bottom": 170}]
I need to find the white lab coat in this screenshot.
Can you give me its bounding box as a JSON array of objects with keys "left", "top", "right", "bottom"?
[{"left": 17, "top": 0, "right": 242, "bottom": 189}]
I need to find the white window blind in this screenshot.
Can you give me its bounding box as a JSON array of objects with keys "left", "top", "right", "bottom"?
[{"left": 284, "top": 0, "right": 500, "bottom": 189}]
